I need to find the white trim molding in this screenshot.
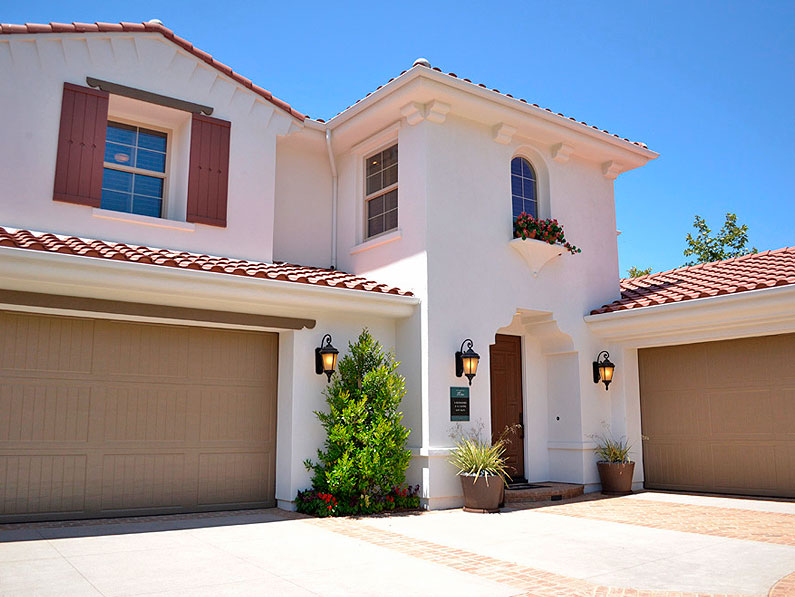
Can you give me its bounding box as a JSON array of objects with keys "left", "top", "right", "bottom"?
[
  {"left": 92, "top": 208, "right": 196, "bottom": 232},
  {"left": 586, "top": 284, "right": 795, "bottom": 347},
  {"left": 0, "top": 246, "right": 420, "bottom": 320},
  {"left": 350, "top": 228, "right": 402, "bottom": 255}
]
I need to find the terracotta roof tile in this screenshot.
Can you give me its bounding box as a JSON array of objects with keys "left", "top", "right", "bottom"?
[
  {"left": 0, "top": 227, "right": 413, "bottom": 297},
  {"left": 325, "top": 63, "right": 649, "bottom": 149},
  {"left": 0, "top": 22, "right": 305, "bottom": 121},
  {"left": 590, "top": 248, "right": 795, "bottom": 315}
]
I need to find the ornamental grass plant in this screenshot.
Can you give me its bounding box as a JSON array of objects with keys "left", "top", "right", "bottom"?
[
  {"left": 448, "top": 424, "right": 519, "bottom": 487},
  {"left": 593, "top": 434, "right": 632, "bottom": 463}
]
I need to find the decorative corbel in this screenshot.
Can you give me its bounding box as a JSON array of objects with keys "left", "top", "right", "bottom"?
[
  {"left": 426, "top": 100, "right": 451, "bottom": 124},
  {"left": 400, "top": 102, "right": 425, "bottom": 126},
  {"left": 551, "top": 142, "right": 574, "bottom": 163},
  {"left": 601, "top": 160, "right": 622, "bottom": 180},
  {"left": 492, "top": 123, "right": 517, "bottom": 145}
]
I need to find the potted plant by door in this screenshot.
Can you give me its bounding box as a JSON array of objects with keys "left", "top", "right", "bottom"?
[
  {"left": 448, "top": 432, "right": 510, "bottom": 513},
  {"left": 593, "top": 435, "right": 634, "bottom": 495}
]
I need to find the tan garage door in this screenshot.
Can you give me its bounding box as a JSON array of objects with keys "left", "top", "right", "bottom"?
[
  {"left": 639, "top": 333, "right": 795, "bottom": 497},
  {"left": 0, "top": 311, "right": 278, "bottom": 522}
]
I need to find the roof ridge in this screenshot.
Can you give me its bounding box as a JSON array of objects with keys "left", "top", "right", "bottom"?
[{"left": 0, "top": 21, "right": 305, "bottom": 120}]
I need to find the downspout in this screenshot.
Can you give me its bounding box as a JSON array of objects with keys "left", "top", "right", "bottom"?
[{"left": 325, "top": 128, "right": 338, "bottom": 270}]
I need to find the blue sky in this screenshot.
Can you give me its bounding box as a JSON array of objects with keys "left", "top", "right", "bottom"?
[{"left": 6, "top": 1, "right": 793, "bottom": 275}]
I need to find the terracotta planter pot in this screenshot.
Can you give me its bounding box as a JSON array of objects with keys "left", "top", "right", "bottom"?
[
  {"left": 597, "top": 461, "right": 635, "bottom": 495},
  {"left": 459, "top": 474, "right": 504, "bottom": 513}
]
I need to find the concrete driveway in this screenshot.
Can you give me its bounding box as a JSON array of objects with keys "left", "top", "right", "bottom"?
[{"left": 1, "top": 492, "right": 793, "bottom": 596}]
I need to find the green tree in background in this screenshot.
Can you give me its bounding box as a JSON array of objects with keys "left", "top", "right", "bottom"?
[
  {"left": 683, "top": 212, "right": 757, "bottom": 266},
  {"left": 627, "top": 266, "right": 653, "bottom": 278},
  {"left": 304, "top": 329, "right": 412, "bottom": 511}
]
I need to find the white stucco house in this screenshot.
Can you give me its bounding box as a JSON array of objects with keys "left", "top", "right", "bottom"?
[{"left": 0, "top": 21, "right": 792, "bottom": 522}]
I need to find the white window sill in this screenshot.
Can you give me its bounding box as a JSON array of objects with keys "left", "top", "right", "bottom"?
[
  {"left": 350, "top": 229, "right": 402, "bottom": 255},
  {"left": 92, "top": 208, "right": 196, "bottom": 232}
]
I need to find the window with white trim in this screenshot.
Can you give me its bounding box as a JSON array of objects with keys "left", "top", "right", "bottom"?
[
  {"left": 365, "top": 144, "right": 398, "bottom": 239},
  {"left": 511, "top": 156, "right": 537, "bottom": 219},
  {"left": 101, "top": 121, "right": 168, "bottom": 218}
]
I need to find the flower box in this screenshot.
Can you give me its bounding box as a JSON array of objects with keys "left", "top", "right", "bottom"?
[
  {"left": 509, "top": 237, "right": 566, "bottom": 277},
  {"left": 511, "top": 213, "right": 580, "bottom": 276}
]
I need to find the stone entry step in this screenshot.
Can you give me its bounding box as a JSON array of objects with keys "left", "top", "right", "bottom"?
[{"left": 504, "top": 481, "right": 584, "bottom": 504}]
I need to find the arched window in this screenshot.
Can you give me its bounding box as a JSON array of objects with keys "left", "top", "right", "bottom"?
[{"left": 511, "top": 157, "right": 537, "bottom": 219}]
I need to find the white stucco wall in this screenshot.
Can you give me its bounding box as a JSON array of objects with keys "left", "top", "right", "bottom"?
[
  {"left": 0, "top": 32, "right": 295, "bottom": 261},
  {"left": 273, "top": 127, "right": 332, "bottom": 268}
]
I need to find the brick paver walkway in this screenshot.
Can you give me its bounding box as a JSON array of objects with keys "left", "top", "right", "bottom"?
[
  {"left": 311, "top": 516, "right": 751, "bottom": 597},
  {"left": 535, "top": 497, "right": 795, "bottom": 547}
]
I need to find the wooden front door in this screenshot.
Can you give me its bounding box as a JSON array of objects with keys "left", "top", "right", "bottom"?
[{"left": 489, "top": 334, "right": 525, "bottom": 480}]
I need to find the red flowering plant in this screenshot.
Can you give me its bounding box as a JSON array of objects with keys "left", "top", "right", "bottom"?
[
  {"left": 296, "top": 485, "right": 420, "bottom": 517},
  {"left": 513, "top": 212, "right": 581, "bottom": 254}
]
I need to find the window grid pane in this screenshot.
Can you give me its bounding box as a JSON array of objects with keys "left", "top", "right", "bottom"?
[
  {"left": 510, "top": 157, "right": 537, "bottom": 219},
  {"left": 367, "top": 188, "right": 398, "bottom": 238},
  {"left": 365, "top": 144, "right": 398, "bottom": 197},
  {"left": 102, "top": 122, "right": 167, "bottom": 218},
  {"left": 365, "top": 146, "right": 398, "bottom": 238}
]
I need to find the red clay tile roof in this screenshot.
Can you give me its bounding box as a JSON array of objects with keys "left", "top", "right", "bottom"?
[
  {"left": 0, "top": 227, "right": 413, "bottom": 297},
  {"left": 324, "top": 64, "right": 649, "bottom": 149},
  {"left": 591, "top": 248, "right": 795, "bottom": 315},
  {"left": 0, "top": 22, "right": 305, "bottom": 121}
]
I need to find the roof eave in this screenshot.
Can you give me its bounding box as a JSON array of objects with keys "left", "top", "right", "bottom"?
[
  {"left": 0, "top": 246, "right": 420, "bottom": 320},
  {"left": 585, "top": 284, "right": 795, "bottom": 344},
  {"left": 325, "top": 66, "right": 658, "bottom": 159}
]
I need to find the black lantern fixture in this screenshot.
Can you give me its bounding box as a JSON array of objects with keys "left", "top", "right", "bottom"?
[
  {"left": 455, "top": 339, "right": 480, "bottom": 386},
  {"left": 593, "top": 351, "right": 615, "bottom": 390},
  {"left": 315, "top": 334, "right": 339, "bottom": 382}
]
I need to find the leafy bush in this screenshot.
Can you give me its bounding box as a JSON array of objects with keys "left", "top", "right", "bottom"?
[{"left": 298, "top": 329, "right": 416, "bottom": 516}]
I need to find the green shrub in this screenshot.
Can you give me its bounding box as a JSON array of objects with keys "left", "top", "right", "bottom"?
[{"left": 299, "top": 329, "right": 416, "bottom": 515}]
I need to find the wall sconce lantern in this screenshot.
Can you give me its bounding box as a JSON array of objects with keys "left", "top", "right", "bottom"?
[
  {"left": 315, "top": 334, "right": 339, "bottom": 382},
  {"left": 455, "top": 339, "right": 480, "bottom": 385},
  {"left": 593, "top": 351, "right": 615, "bottom": 390}
]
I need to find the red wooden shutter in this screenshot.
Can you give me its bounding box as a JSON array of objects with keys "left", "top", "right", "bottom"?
[
  {"left": 187, "top": 114, "right": 231, "bottom": 227},
  {"left": 53, "top": 83, "right": 109, "bottom": 207}
]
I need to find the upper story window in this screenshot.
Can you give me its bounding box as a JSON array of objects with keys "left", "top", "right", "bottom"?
[
  {"left": 511, "top": 157, "right": 537, "bottom": 219},
  {"left": 53, "top": 82, "right": 230, "bottom": 227},
  {"left": 101, "top": 121, "right": 168, "bottom": 218},
  {"left": 365, "top": 144, "right": 398, "bottom": 239}
]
